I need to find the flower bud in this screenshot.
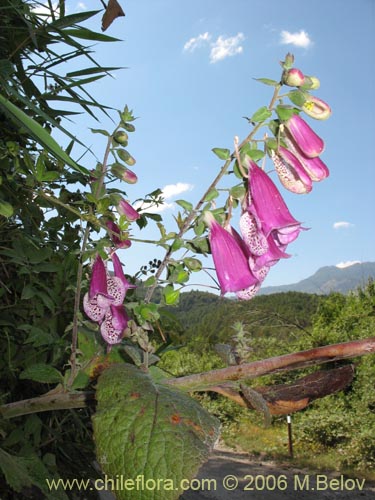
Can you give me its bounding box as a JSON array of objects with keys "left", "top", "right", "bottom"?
[
  {"left": 113, "top": 130, "right": 128, "bottom": 145},
  {"left": 122, "top": 167, "right": 138, "bottom": 184},
  {"left": 117, "top": 199, "right": 140, "bottom": 221},
  {"left": 283, "top": 68, "right": 305, "bottom": 87},
  {"left": 302, "top": 96, "right": 331, "bottom": 120},
  {"left": 111, "top": 163, "right": 138, "bottom": 183},
  {"left": 301, "top": 75, "right": 320, "bottom": 90}
]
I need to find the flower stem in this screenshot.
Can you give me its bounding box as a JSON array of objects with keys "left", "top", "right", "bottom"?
[
  {"left": 67, "top": 132, "right": 116, "bottom": 386},
  {"left": 144, "top": 83, "right": 282, "bottom": 303}
]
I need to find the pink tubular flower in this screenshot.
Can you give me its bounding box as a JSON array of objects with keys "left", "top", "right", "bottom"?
[
  {"left": 100, "top": 305, "right": 129, "bottom": 345},
  {"left": 111, "top": 252, "right": 136, "bottom": 292},
  {"left": 106, "top": 220, "right": 132, "bottom": 249},
  {"left": 117, "top": 199, "right": 140, "bottom": 221},
  {"left": 302, "top": 96, "right": 331, "bottom": 120},
  {"left": 83, "top": 256, "right": 114, "bottom": 322},
  {"left": 83, "top": 254, "right": 129, "bottom": 345},
  {"left": 270, "top": 147, "right": 312, "bottom": 194},
  {"left": 204, "top": 211, "right": 258, "bottom": 295},
  {"left": 246, "top": 159, "right": 303, "bottom": 242},
  {"left": 285, "top": 114, "right": 324, "bottom": 158},
  {"left": 283, "top": 136, "right": 329, "bottom": 182}
]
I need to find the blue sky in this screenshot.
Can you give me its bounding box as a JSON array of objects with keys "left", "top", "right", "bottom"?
[{"left": 56, "top": 0, "right": 374, "bottom": 291}]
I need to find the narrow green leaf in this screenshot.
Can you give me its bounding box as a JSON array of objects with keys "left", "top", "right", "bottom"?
[
  {"left": 254, "top": 78, "right": 279, "bottom": 86},
  {"left": 67, "top": 66, "right": 121, "bottom": 77},
  {"left": 0, "top": 94, "right": 88, "bottom": 175},
  {"left": 47, "top": 10, "right": 101, "bottom": 30},
  {"left": 212, "top": 147, "right": 231, "bottom": 160},
  {"left": 90, "top": 128, "right": 110, "bottom": 136},
  {"left": 20, "top": 364, "right": 63, "bottom": 384},
  {"left": 93, "top": 364, "right": 219, "bottom": 500},
  {"left": 62, "top": 28, "right": 121, "bottom": 42},
  {"left": 251, "top": 106, "right": 272, "bottom": 122}
]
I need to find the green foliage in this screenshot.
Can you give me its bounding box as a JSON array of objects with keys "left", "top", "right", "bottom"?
[{"left": 93, "top": 363, "right": 220, "bottom": 500}]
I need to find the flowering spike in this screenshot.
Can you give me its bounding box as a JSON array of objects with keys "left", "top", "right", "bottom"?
[
  {"left": 204, "top": 212, "right": 258, "bottom": 295},
  {"left": 285, "top": 114, "right": 324, "bottom": 158},
  {"left": 117, "top": 199, "right": 140, "bottom": 221},
  {"left": 302, "top": 96, "right": 331, "bottom": 120}
]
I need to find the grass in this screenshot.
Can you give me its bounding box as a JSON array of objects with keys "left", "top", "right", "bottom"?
[{"left": 221, "top": 417, "right": 375, "bottom": 483}]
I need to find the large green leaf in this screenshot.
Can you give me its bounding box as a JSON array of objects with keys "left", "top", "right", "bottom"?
[
  {"left": 93, "top": 364, "right": 220, "bottom": 500},
  {"left": 0, "top": 94, "right": 88, "bottom": 175}
]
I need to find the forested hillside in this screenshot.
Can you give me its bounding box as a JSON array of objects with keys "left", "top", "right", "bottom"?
[
  {"left": 159, "top": 282, "right": 375, "bottom": 471},
  {"left": 166, "top": 290, "right": 321, "bottom": 348}
]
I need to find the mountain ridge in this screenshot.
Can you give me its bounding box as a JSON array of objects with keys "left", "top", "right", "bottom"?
[{"left": 259, "top": 261, "right": 375, "bottom": 295}]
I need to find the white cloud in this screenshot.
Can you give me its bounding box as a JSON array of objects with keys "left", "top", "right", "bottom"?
[
  {"left": 31, "top": 2, "right": 59, "bottom": 21},
  {"left": 183, "top": 32, "right": 245, "bottom": 63},
  {"left": 183, "top": 32, "right": 211, "bottom": 52},
  {"left": 336, "top": 261, "right": 361, "bottom": 269},
  {"left": 76, "top": 2, "right": 87, "bottom": 11},
  {"left": 210, "top": 33, "right": 245, "bottom": 63},
  {"left": 136, "top": 182, "right": 194, "bottom": 214},
  {"left": 333, "top": 221, "right": 354, "bottom": 230},
  {"left": 280, "top": 30, "right": 312, "bottom": 48}
]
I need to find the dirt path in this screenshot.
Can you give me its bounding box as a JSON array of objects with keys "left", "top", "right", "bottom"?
[{"left": 181, "top": 447, "right": 375, "bottom": 500}]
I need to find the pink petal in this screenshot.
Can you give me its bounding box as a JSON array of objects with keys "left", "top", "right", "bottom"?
[
  {"left": 89, "top": 255, "right": 107, "bottom": 299},
  {"left": 107, "top": 276, "right": 126, "bottom": 306},
  {"left": 205, "top": 212, "right": 258, "bottom": 294},
  {"left": 273, "top": 147, "right": 312, "bottom": 194},
  {"left": 247, "top": 160, "right": 302, "bottom": 238},
  {"left": 286, "top": 114, "right": 324, "bottom": 158}
]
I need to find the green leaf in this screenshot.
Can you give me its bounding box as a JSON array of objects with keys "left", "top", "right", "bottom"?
[
  {"left": 175, "top": 199, "right": 193, "bottom": 211},
  {"left": 212, "top": 147, "right": 231, "bottom": 160},
  {"left": 62, "top": 28, "right": 121, "bottom": 42},
  {"left": 288, "top": 90, "right": 308, "bottom": 107},
  {"left": 276, "top": 105, "right": 297, "bottom": 121},
  {"left": 254, "top": 78, "right": 279, "bottom": 86},
  {"left": 0, "top": 449, "right": 32, "bottom": 492},
  {"left": 183, "top": 257, "right": 202, "bottom": 272},
  {"left": 230, "top": 185, "right": 246, "bottom": 200},
  {"left": 47, "top": 10, "right": 101, "bottom": 30},
  {"left": 204, "top": 188, "right": 219, "bottom": 202},
  {"left": 90, "top": 128, "right": 110, "bottom": 136},
  {"left": 163, "top": 284, "right": 180, "bottom": 305},
  {"left": 67, "top": 66, "right": 121, "bottom": 77},
  {"left": 92, "top": 364, "right": 219, "bottom": 500},
  {"left": 0, "top": 199, "right": 14, "bottom": 217},
  {"left": 251, "top": 106, "right": 272, "bottom": 122},
  {"left": 20, "top": 363, "right": 63, "bottom": 384},
  {"left": 0, "top": 94, "right": 87, "bottom": 175}
]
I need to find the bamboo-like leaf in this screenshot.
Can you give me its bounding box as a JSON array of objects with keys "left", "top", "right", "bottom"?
[
  {"left": 0, "top": 94, "right": 88, "bottom": 175},
  {"left": 46, "top": 10, "right": 101, "bottom": 31},
  {"left": 66, "top": 66, "right": 121, "bottom": 77},
  {"left": 62, "top": 28, "right": 121, "bottom": 42}
]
